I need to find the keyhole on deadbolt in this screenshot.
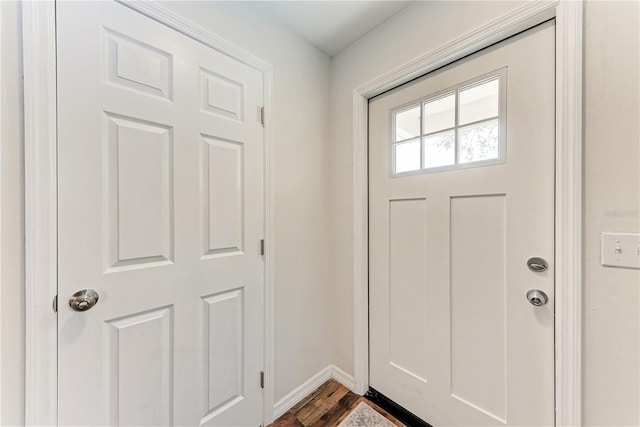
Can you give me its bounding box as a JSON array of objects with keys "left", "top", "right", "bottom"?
[{"left": 526, "top": 289, "right": 548, "bottom": 307}]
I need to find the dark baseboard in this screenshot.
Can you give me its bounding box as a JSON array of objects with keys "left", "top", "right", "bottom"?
[{"left": 364, "top": 388, "right": 432, "bottom": 427}]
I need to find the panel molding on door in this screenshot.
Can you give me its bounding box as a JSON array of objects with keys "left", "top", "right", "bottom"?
[
  {"left": 450, "top": 194, "right": 506, "bottom": 424},
  {"left": 200, "top": 67, "right": 245, "bottom": 122},
  {"left": 103, "top": 27, "right": 174, "bottom": 100},
  {"left": 201, "top": 134, "right": 245, "bottom": 258},
  {"left": 106, "top": 306, "right": 175, "bottom": 426},
  {"left": 201, "top": 289, "right": 244, "bottom": 423},
  {"left": 388, "top": 198, "right": 428, "bottom": 383},
  {"left": 105, "top": 112, "right": 175, "bottom": 271}
]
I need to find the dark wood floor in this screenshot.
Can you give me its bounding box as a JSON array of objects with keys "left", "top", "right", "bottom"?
[{"left": 269, "top": 380, "right": 404, "bottom": 427}]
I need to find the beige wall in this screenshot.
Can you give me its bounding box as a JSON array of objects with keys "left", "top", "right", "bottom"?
[
  {"left": 583, "top": 1, "right": 640, "bottom": 425},
  {"left": 329, "top": 1, "right": 640, "bottom": 425}
]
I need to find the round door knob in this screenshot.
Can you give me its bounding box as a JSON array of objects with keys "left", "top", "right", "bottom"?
[
  {"left": 69, "top": 289, "right": 99, "bottom": 312},
  {"left": 526, "top": 289, "right": 548, "bottom": 307}
]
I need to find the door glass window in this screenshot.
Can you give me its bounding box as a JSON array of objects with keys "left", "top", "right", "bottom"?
[
  {"left": 394, "top": 139, "right": 421, "bottom": 173},
  {"left": 423, "top": 93, "right": 455, "bottom": 133},
  {"left": 459, "top": 78, "right": 499, "bottom": 125},
  {"left": 394, "top": 105, "right": 421, "bottom": 142},
  {"left": 458, "top": 119, "right": 499, "bottom": 163},
  {"left": 423, "top": 130, "right": 455, "bottom": 168},
  {"left": 391, "top": 70, "right": 505, "bottom": 175}
]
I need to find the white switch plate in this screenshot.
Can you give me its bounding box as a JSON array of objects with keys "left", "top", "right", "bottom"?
[{"left": 601, "top": 232, "right": 640, "bottom": 269}]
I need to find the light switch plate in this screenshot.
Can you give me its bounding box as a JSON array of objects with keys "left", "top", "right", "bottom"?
[{"left": 601, "top": 232, "right": 640, "bottom": 269}]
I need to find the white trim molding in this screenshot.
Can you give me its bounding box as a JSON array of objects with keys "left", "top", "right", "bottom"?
[
  {"left": 273, "top": 366, "right": 333, "bottom": 419},
  {"left": 331, "top": 365, "right": 356, "bottom": 391},
  {"left": 262, "top": 66, "right": 277, "bottom": 424},
  {"left": 0, "top": 4, "right": 3, "bottom": 422},
  {"left": 23, "top": 2, "right": 58, "bottom": 425},
  {"left": 24, "top": 1, "right": 276, "bottom": 426},
  {"left": 272, "top": 365, "right": 356, "bottom": 420},
  {"left": 554, "top": 2, "right": 583, "bottom": 425},
  {"left": 352, "top": 2, "right": 583, "bottom": 426}
]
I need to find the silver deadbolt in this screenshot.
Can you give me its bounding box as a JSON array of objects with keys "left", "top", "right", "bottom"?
[
  {"left": 69, "top": 289, "right": 99, "bottom": 312},
  {"left": 527, "top": 257, "right": 548, "bottom": 272},
  {"left": 526, "top": 289, "right": 548, "bottom": 307}
]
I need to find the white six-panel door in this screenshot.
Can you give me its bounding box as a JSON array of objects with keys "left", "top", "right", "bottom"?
[
  {"left": 57, "top": 2, "right": 264, "bottom": 425},
  {"left": 369, "top": 22, "right": 555, "bottom": 426}
]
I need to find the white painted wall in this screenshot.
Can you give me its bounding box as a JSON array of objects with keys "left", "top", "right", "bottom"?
[
  {"left": 329, "top": 1, "right": 639, "bottom": 425},
  {"left": 583, "top": 1, "right": 639, "bottom": 425},
  {"left": 0, "top": 1, "right": 332, "bottom": 424}
]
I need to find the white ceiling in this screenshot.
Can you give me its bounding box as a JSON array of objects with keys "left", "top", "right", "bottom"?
[{"left": 251, "top": 1, "right": 413, "bottom": 56}]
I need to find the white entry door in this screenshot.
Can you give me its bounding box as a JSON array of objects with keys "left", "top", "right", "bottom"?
[
  {"left": 369, "top": 22, "right": 555, "bottom": 426},
  {"left": 57, "top": 2, "right": 264, "bottom": 426}
]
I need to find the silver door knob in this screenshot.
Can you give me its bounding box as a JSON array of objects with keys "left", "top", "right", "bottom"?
[
  {"left": 526, "top": 289, "right": 548, "bottom": 307},
  {"left": 527, "top": 257, "right": 548, "bottom": 272},
  {"left": 69, "top": 289, "right": 99, "bottom": 312}
]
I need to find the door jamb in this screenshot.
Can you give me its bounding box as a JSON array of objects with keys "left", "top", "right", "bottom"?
[
  {"left": 352, "top": 2, "right": 583, "bottom": 426},
  {"left": 23, "top": 1, "right": 276, "bottom": 425}
]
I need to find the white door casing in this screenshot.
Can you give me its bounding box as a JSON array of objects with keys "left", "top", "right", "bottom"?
[
  {"left": 56, "top": 2, "right": 265, "bottom": 425},
  {"left": 351, "top": 3, "right": 582, "bottom": 426},
  {"left": 369, "top": 22, "right": 555, "bottom": 426}
]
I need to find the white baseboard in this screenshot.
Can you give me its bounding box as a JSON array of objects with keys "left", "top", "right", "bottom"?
[
  {"left": 273, "top": 366, "right": 332, "bottom": 419},
  {"left": 272, "top": 365, "right": 357, "bottom": 420},
  {"left": 330, "top": 365, "right": 356, "bottom": 391}
]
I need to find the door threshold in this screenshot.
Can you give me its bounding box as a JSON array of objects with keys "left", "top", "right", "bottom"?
[{"left": 364, "top": 388, "right": 432, "bottom": 427}]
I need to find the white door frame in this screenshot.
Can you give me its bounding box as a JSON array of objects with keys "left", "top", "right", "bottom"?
[
  {"left": 22, "top": 1, "right": 276, "bottom": 425},
  {"left": 352, "top": 1, "right": 583, "bottom": 426}
]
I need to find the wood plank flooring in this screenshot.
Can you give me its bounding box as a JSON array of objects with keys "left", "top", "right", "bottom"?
[{"left": 269, "top": 380, "right": 404, "bottom": 427}]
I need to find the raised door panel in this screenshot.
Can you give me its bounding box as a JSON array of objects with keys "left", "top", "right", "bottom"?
[
  {"left": 450, "top": 195, "right": 507, "bottom": 423},
  {"left": 104, "top": 28, "right": 173, "bottom": 100},
  {"left": 388, "top": 198, "right": 428, "bottom": 383},
  {"left": 201, "top": 289, "right": 245, "bottom": 424},
  {"left": 106, "top": 306, "right": 174, "bottom": 426},
  {"left": 201, "top": 135, "right": 244, "bottom": 257},
  {"left": 200, "top": 67, "right": 244, "bottom": 122},
  {"left": 105, "top": 113, "right": 174, "bottom": 270}
]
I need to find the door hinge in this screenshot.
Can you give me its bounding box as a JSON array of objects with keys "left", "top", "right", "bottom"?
[
  {"left": 260, "top": 239, "right": 265, "bottom": 256},
  {"left": 260, "top": 106, "right": 265, "bottom": 126},
  {"left": 52, "top": 295, "right": 58, "bottom": 313},
  {"left": 260, "top": 371, "right": 264, "bottom": 389}
]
